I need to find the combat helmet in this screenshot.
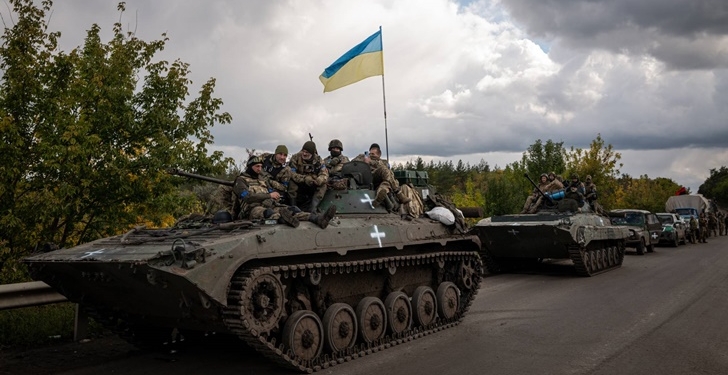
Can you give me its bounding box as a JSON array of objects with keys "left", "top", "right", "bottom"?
[{"left": 328, "top": 139, "right": 343, "bottom": 151}]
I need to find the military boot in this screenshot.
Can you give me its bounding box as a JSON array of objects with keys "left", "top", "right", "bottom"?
[
  {"left": 395, "top": 189, "right": 412, "bottom": 204},
  {"left": 373, "top": 188, "right": 388, "bottom": 207},
  {"left": 384, "top": 194, "right": 397, "bottom": 212},
  {"left": 278, "top": 208, "right": 299, "bottom": 228},
  {"left": 308, "top": 205, "right": 337, "bottom": 229}
]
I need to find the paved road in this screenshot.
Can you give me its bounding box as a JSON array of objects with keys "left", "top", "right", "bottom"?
[{"left": 5, "top": 235, "right": 728, "bottom": 375}]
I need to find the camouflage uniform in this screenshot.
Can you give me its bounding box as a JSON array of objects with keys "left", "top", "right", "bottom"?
[
  {"left": 583, "top": 175, "right": 599, "bottom": 212},
  {"left": 324, "top": 139, "right": 350, "bottom": 190},
  {"left": 324, "top": 154, "right": 350, "bottom": 176},
  {"left": 723, "top": 213, "right": 728, "bottom": 236},
  {"left": 233, "top": 159, "right": 336, "bottom": 229},
  {"left": 289, "top": 141, "right": 329, "bottom": 211},
  {"left": 260, "top": 151, "right": 292, "bottom": 200},
  {"left": 351, "top": 153, "right": 398, "bottom": 207},
  {"left": 521, "top": 174, "right": 550, "bottom": 214},
  {"left": 545, "top": 177, "right": 564, "bottom": 193},
  {"left": 689, "top": 216, "right": 699, "bottom": 244},
  {"left": 564, "top": 176, "right": 586, "bottom": 208},
  {"left": 708, "top": 213, "right": 718, "bottom": 237},
  {"left": 233, "top": 170, "right": 296, "bottom": 224},
  {"left": 698, "top": 213, "right": 708, "bottom": 243}
]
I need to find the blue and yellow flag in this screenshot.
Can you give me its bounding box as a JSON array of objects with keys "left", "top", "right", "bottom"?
[{"left": 319, "top": 30, "right": 383, "bottom": 93}]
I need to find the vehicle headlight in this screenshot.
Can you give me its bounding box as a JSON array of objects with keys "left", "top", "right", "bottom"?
[{"left": 629, "top": 229, "right": 637, "bottom": 238}]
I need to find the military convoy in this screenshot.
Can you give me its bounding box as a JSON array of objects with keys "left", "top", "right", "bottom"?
[{"left": 24, "top": 162, "right": 483, "bottom": 373}]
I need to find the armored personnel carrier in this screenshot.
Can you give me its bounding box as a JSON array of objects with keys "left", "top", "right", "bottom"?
[
  {"left": 24, "top": 161, "right": 482, "bottom": 373},
  {"left": 472, "top": 175, "right": 630, "bottom": 277}
]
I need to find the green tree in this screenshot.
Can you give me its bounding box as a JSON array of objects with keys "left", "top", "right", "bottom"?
[
  {"left": 483, "top": 167, "right": 524, "bottom": 216},
  {"left": 519, "top": 139, "right": 567, "bottom": 179},
  {"left": 565, "top": 134, "right": 622, "bottom": 210},
  {"left": 698, "top": 166, "right": 728, "bottom": 207},
  {"left": 0, "top": 1, "right": 232, "bottom": 282},
  {"left": 618, "top": 175, "right": 681, "bottom": 213}
]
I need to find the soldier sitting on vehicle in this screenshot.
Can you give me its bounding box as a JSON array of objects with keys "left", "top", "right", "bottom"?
[
  {"left": 289, "top": 141, "right": 329, "bottom": 212},
  {"left": 521, "top": 173, "right": 550, "bottom": 214},
  {"left": 352, "top": 143, "right": 411, "bottom": 210},
  {"left": 260, "top": 145, "right": 292, "bottom": 204},
  {"left": 234, "top": 156, "right": 336, "bottom": 229},
  {"left": 323, "top": 139, "right": 350, "bottom": 190}
]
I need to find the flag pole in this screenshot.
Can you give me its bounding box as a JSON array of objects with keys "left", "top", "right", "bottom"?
[{"left": 379, "top": 26, "right": 390, "bottom": 163}]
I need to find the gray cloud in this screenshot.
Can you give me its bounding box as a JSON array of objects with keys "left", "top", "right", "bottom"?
[
  {"left": 11, "top": 0, "right": 726, "bottom": 192},
  {"left": 500, "top": 0, "right": 728, "bottom": 70}
]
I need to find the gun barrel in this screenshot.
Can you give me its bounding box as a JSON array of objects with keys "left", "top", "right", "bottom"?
[
  {"left": 169, "top": 169, "right": 235, "bottom": 186},
  {"left": 524, "top": 173, "right": 551, "bottom": 203}
]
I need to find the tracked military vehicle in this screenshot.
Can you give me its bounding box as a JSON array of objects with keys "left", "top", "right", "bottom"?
[
  {"left": 24, "top": 161, "right": 482, "bottom": 373},
  {"left": 472, "top": 174, "right": 630, "bottom": 277}
]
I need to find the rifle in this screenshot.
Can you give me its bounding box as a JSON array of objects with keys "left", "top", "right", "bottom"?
[
  {"left": 309, "top": 133, "right": 313, "bottom": 141},
  {"left": 168, "top": 168, "right": 234, "bottom": 187}
]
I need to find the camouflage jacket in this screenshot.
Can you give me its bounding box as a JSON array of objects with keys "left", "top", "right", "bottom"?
[
  {"left": 532, "top": 181, "right": 550, "bottom": 196},
  {"left": 261, "top": 153, "right": 291, "bottom": 193},
  {"left": 233, "top": 172, "right": 275, "bottom": 217},
  {"left": 323, "top": 154, "right": 350, "bottom": 176},
  {"left": 289, "top": 152, "right": 328, "bottom": 186},
  {"left": 545, "top": 179, "right": 564, "bottom": 193},
  {"left": 584, "top": 182, "right": 597, "bottom": 201},
  {"left": 352, "top": 153, "right": 388, "bottom": 171}
]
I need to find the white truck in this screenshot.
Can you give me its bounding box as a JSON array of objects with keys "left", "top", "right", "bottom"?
[{"left": 665, "top": 194, "right": 712, "bottom": 226}]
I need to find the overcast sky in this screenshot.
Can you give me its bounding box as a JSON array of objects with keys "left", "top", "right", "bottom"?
[{"left": 24, "top": 0, "right": 728, "bottom": 192}]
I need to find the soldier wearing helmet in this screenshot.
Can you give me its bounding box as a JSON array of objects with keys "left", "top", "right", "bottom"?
[
  {"left": 233, "top": 155, "right": 336, "bottom": 229},
  {"left": 564, "top": 173, "right": 586, "bottom": 208},
  {"left": 521, "top": 173, "right": 550, "bottom": 214},
  {"left": 545, "top": 171, "right": 564, "bottom": 192},
  {"left": 324, "top": 139, "right": 350, "bottom": 176}
]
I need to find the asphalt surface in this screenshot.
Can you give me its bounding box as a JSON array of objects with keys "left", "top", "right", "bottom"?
[{"left": 3, "top": 235, "right": 727, "bottom": 375}]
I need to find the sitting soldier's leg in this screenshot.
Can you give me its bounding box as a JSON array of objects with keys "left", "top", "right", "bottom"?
[
  {"left": 288, "top": 180, "right": 299, "bottom": 207},
  {"left": 373, "top": 181, "right": 392, "bottom": 207},
  {"left": 521, "top": 195, "right": 535, "bottom": 214},
  {"left": 276, "top": 207, "right": 299, "bottom": 228}
]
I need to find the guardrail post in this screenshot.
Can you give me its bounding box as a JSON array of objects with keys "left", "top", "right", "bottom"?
[{"left": 74, "top": 304, "right": 89, "bottom": 341}]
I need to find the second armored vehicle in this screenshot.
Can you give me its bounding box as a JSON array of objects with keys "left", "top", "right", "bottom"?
[{"left": 472, "top": 175, "right": 631, "bottom": 276}]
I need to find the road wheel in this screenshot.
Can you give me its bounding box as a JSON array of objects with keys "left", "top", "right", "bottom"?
[{"left": 636, "top": 238, "right": 646, "bottom": 255}]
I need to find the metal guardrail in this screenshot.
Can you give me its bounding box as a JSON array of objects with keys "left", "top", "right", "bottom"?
[
  {"left": 0, "top": 281, "right": 67, "bottom": 310},
  {"left": 0, "top": 281, "right": 88, "bottom": 341}
]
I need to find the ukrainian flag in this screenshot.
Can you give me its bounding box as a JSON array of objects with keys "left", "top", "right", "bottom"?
[{"left": 319, "top": 30, "right": 384, "bottom": 93}]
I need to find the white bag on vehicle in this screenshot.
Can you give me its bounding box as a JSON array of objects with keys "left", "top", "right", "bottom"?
[{"left": 426, "top": 206, "right": 455, "bottom": 225}]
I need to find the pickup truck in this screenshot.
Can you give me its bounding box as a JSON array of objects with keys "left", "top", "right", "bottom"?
[{"left": 609, "top": 209, "right": 662, "bottom": 255}]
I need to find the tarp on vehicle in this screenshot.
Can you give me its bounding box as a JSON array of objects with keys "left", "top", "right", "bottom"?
[{"left": 665, "top": 194, "right": 710, "bottom": 213}]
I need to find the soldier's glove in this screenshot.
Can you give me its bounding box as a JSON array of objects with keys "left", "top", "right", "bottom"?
[
  {"left": 304, "top": 175, "right": 316, "bottom": 186},
  {"left": 329, "top": 157, "right": 340, "bottom": 166}
]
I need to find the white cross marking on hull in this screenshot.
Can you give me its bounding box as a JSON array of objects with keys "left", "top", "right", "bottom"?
[
  {"left": 361, "top": 193, "right": 375, "bottom": 209},
  {"left": 80, "top": 249, "right": 105, "bottom": 259},
  {"left": 508, "top": 229, "right": 519, "bottom": 235},
  {"left": 371, "top": 225, "right": 385, "bottom": 248}
]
